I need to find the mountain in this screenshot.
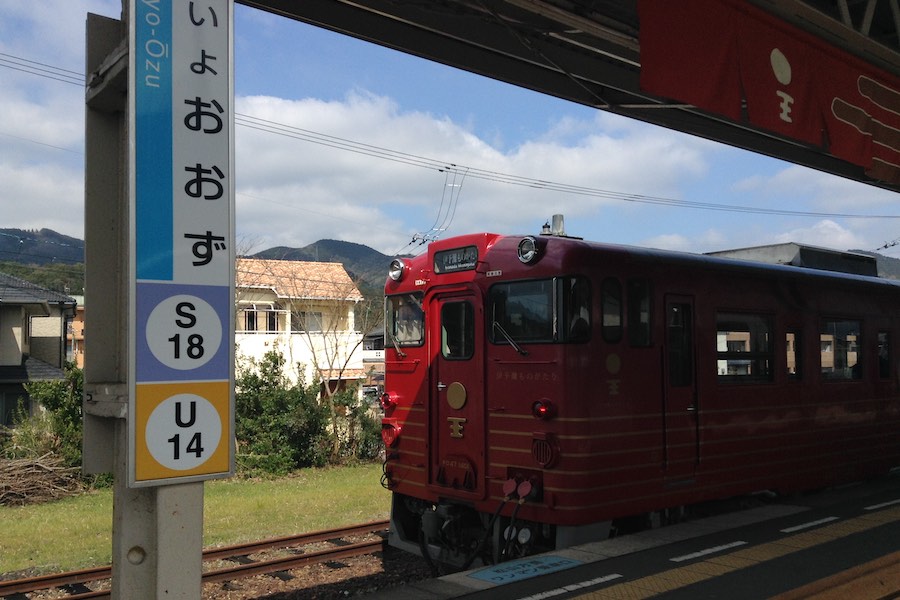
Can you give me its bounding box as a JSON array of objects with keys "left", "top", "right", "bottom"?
[
  {"left": 250, "top": 239, "right": 392, "bottom": 294},
  {"left": 851, "top": 249, "right": 900, "bottom": 280},
  {"left": 0, "top": 228, "right": 85, "bottom": 265}
]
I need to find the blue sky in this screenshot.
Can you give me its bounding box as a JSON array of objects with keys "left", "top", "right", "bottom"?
[{"left": 3, "top": 1, "right": 900, "bottom": 259}]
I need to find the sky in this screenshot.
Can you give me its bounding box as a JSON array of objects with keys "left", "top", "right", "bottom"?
[{"left": 3, "top": 1, "right": 900, "bottom": 262}]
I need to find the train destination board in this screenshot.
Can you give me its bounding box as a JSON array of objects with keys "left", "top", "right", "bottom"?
[{"left": 128, "top": 0, "right": 235, "bottom": 486}]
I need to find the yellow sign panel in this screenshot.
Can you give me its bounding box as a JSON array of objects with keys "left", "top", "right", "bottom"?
[{"left": 135, "top": 381, "right": 231, "bottom": 482}]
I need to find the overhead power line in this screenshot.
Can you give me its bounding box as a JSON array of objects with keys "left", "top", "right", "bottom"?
[{"left": 6, "top": 51, "right": 900, "bottom": 224}]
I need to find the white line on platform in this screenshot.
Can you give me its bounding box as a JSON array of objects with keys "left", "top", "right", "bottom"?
[
  {"left": 516, "top": 573, "right": 623, "bottom": 600},
  {"left": 670, "top": 541, "right": 747, "bottom": 562},
  {"left": 780, "top": 516, "right": 840, "bottom": 533}
]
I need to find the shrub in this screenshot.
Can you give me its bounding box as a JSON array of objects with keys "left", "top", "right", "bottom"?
[{"left": 235, "top": 350, "right": 331, "bottom": 475}]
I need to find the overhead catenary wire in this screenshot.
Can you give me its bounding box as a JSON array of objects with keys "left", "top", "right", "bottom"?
[{"left": 5, "top": 50, "right": 900, "bottom": 253}]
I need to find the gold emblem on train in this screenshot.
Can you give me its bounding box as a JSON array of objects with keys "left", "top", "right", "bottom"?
[
  {"left": 447, "top": 417, "right": 467, "bottom": 438},
  {"left": 447, "top": 381, "right": 467, "bottom": 410}
]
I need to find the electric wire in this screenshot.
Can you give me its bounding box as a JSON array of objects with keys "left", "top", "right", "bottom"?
[{"left": 5, "top": 50, "right": 900, "bottom": 253}]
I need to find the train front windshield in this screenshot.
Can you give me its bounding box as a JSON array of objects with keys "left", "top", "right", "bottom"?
[{"left": 386, "top": 292, "right": 425, "bottom": 347}]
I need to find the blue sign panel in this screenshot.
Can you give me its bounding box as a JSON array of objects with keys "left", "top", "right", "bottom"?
[
  {"left": 135, "top": 0, "right": 174, "bottom": 282},
  {"left": 469, "top": 555, "right": 582, "bottom": 584}
]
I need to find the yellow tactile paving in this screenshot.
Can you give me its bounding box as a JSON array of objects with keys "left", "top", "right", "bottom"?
[{"left": 569, "top": 504, "right": 900, "bottom": 599}]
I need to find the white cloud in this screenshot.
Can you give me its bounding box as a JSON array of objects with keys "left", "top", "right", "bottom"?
[
  {"left": 771, "top": 219, "right": 868, "bottom": 250},
  {"left": 234, "top": 93, "right": 713, "bottom": 254}
]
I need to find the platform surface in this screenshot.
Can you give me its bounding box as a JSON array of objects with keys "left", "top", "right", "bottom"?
[{"left": 373, "top": 472, "right": 900, "bottom": 600}]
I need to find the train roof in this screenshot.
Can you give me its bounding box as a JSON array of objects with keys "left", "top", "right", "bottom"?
[{"left": 704, "top": 242, "right": 878, "bottom": 277}]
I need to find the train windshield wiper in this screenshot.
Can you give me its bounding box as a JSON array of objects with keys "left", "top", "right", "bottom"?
[
  {"left": 390, "top": 334, "right": 407, "bottom": 358},
  {"left": 493, "top": 321, "right": 528, "bottom": 356}
]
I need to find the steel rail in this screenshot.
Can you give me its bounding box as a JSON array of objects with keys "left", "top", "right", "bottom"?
[{"left": 0, "top": 519, "right": 389, "bottom": 599}]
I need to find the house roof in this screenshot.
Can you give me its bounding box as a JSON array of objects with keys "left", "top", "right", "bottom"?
[
  {"left": 0, "top": 356, "right": 66, "bottom": 384},
  {"left": 236, "top": 258, "right": 364, "bottom": 302},
  {"left": 0, "top": 272, "right": 76, "bottom": 315}
]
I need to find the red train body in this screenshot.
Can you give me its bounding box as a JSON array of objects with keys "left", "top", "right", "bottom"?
[{"left": 380, "top": 227, "right": 900, "bottom": 567}]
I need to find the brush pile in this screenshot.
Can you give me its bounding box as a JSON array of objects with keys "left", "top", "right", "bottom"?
[{"left": 0, "top": 454, "right": 83, "bottom": 506}]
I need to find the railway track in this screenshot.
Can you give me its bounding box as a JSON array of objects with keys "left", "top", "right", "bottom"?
[{"left": 0, "top": 519, "right": 390, "bottom": 599}]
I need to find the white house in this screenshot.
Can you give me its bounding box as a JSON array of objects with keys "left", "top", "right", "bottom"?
[{"left": 234, "top": 258, "right": 366, "bottom": 390}]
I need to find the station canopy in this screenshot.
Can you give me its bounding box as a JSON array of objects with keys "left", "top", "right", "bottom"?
[{"left": 238, "top": 0, "right": 900, "bottom": 192}]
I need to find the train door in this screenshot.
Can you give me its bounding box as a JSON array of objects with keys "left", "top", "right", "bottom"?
[
  {"left": 664, "top": 295, "right": 699, "bottom": 483},
  {"left": 429, "top": 290, "right": 486, "bottom": 498}
]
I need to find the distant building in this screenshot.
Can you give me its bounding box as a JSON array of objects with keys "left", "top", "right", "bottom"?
[
  {"left": 0, "top": 273, "right": 76, "bottom": 426},
  {"left": 67, "top": 295, "right": 85, "bottom": 368},
  {"left": 235, "top": 258, "right": 367, "bottom": 391}
]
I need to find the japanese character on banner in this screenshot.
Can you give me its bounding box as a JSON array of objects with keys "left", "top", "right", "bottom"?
[
  {"left": 184, "top": 163, "right": 225, "bottom": 200},
  {"left": 184, "top": 231, "right": 227, "bottom": 266},
  {"left": 184, "top": 97, "right": 224, "bottom": 134},
  {"left": 191, "top": 49, "right": 218, "bottom": 76},
  {"left": 189, "top": 2, "right": 219, "bottom": 27}
]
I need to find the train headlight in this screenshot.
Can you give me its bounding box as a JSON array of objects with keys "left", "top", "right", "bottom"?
[
  {"left": 531, "top": 399, "right": 555, "bottom": 420},
  {"left": 388, "top": 258, "right": 406, "bottom": 281},
  {"left": 517, "top": 236, "right": 540, "bottom": 264}
]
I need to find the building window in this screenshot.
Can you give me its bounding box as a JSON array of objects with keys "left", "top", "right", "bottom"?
[
  {"left": 716, "top": 312, "right": 773, "bottom": 383},
  {"left": 244, "top": 310, "right": 257, "bottom": 332},
  {"left": 266, "top": 310, "right": 278, "bottom": 332},
  {"left": 293, "top": 311, "right": 324, "bottom": 332},
  {"left": 821, "top": 319, "right": 861, "bottom": 380}
]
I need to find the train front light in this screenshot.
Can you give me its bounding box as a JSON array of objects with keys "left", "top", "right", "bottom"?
[
  {"left": 517, "top": 236, "right": 540, "bottom": 264},
  {"left": 380, "top": 392, "right": 397, "bottom": 411},
  {"left": 381, "top": 418, "right": 401, "bottom": 447},
  {"left": 388, "top": 258, "right": 406, "bottom": 281}
]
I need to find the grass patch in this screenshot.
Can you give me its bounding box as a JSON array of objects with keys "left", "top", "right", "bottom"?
[{"left": 0, "top": 463, "right": 390, "bottom": 576}]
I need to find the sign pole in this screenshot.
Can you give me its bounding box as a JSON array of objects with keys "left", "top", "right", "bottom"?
[{"left": 85, "top": 0, "right": 234, "bottom": 597}]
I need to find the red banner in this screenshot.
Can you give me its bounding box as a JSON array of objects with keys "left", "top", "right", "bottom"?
[{"left": 639, "top": 0, "right": 900, "bottom": 183}]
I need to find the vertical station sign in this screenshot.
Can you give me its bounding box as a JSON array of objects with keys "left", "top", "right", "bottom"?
[{"left": 128, "top": 0, "right": 234, "bottom": 486}]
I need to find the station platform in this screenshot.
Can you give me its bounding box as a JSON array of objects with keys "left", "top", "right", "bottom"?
[{"left": 373, "top": 472, "right": 900, "bottom": 600}]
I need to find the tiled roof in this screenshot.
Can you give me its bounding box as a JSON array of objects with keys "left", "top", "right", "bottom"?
[
  {"left": 0, "top": 272, "right": 77, "bottom": 306},
  {"left": 0, "top": 356, "right": 66, "bottom": 384},
  {"left": 236, "top": 258, "right": 364, "bottom": 302}
]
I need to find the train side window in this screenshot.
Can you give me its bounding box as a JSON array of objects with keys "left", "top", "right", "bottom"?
[
  {"left": 716, "top": 313, "right": 773, "bottom": 383},
  {"left": 601, "top": 278, "right": 623, "bottom": 343},
  {"left": 878, "top": 332, "right": 891, "bottom": 379},
  {"left": 441, "top": 301, "right": 474, "bottom": 360},
  {"left": 488, "top": 280, "right": 554, "bottom": 344},
  {"left": 786, "top": 331, "right": 801, "bottom": 380},
  {"left": 562, "top": 276, "right": 591, "bottom": 342},
  {"left": 667, "top": 303, "right": 693, "bottom": 387},
  {"left": 627, "top": 278, "right": 652, "bottom": 346},
  {"left": 820, "top": 319, "right": 861, "bottom": 380}
]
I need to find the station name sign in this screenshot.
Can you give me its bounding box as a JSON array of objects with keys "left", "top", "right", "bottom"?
[{"left": 128, "top": 0, "right": 234, "bottom": 486}]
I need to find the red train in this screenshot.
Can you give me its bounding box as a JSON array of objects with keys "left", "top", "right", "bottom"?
[{"left": 380, "top": 219, "right": 900, "bottom": 568}]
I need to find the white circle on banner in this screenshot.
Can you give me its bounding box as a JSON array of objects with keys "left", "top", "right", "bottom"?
[
  {"left": 146, "top": 294, "right": 221, "bottom": 370},
  {"left": 146, "top": 394, "right": 221, "bottom": 470}
]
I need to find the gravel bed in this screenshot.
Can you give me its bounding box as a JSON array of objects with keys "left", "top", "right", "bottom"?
[{"left": 202, "top": 546, "right": 435, "bottom": 600}]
